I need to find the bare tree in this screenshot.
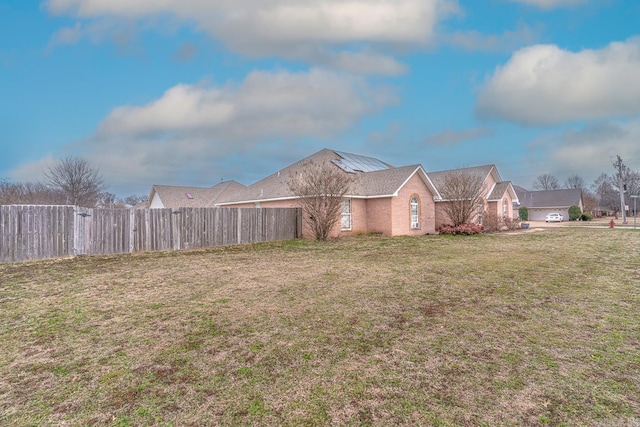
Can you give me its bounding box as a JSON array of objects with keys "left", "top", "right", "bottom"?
[
  {"left": 288, "top": 160, "right": 353, "bottom": 241},
  {"left": 124, "top": 194, "right": 149, "bottom": 206},
  {"left": 565, "top": 174, "right": 585, "bottom": 190},
  {"left": 627, "top": 170, "right": 640, "bottom": 196},
  {"left": 437, "top": 170, "right": 486, "bottom": 227},
  {"left": 44, "top": 156, "right": 105, "bottom": 207},
  {"left": 582, "top": 190, "right": 598, "bottom": 215},
  {"left": 0, "top": 179, "right": 65, "bottom": 205},
  {"left": 532, "top": 173, "right": 559, "bottom": 191},
  {"left": 97, "top": 192, "right": 118, "bottom": 208},
  {"left": 592, "top": 173, "right": 619, "bottom": 215}
]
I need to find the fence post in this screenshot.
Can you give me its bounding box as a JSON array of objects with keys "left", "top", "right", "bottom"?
[
  {"left": 237, "top": 208, "right": 242, "bottom": 244},
  {"left": 128, "top": 209, "right": 135, "bottom": 253},
  {"left": 171, "top": 208, "right": 181, "bottom": 251}
]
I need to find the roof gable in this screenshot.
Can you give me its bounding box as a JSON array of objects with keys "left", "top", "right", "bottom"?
[
  {"left": 354, "top": 165, "right": 438, "bottom": 198},
  {"left": 516, "top": 188, "right": 583, "bottom": 208},
  {"left": 487, "top": 181, "right": 518, "bottom": 202},
  {"left": 217, "top": 149, "right": 437, "bottom": 204},
  {"left": 427, "top": 164, "right": 497, "bottom": 192}
]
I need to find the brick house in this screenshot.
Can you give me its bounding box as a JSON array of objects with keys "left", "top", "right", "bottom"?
[
  {"left": 148, "top": 149, "right": 518, "bottom": 238},
  {"left": 428, "top": 165, "right": 519, "bottom": 229},
  {"left": 215, "top": 149, "right": 440, "bottom": 237}
]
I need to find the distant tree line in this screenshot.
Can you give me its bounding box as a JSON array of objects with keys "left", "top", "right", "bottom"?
[
  {"left": 0, "top": 156, "right": 147, "bottom": 208},
  {"left": 531, "top": 155, "right": 640, "bottom": 219}
]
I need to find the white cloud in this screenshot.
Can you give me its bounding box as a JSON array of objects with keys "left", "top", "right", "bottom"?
[
  {"left": 98, "top": 69, "right": 393, "bottom": 139},
  {"left": 45, "top": 0, "right": 458, "bottom": 73},
  {"left": 12, "top": 69, "right": 395, "bottom": 193},
  {"left": 324, "top": 51, "right": 408, "bottom": 76},
  {"left": 477, "top": 38, "right": 640, "bottom": 126},
  {"left": 521, "top": 120, "right": 640, "bottom": 188},
  {"left": 551, "top": 121, "right": 640, "bottom": 175},
  {"left": 10, "top": 156, "right": 56, "bottom": 184},
  {"left": 503, "top": 0, "right": 585, "bottom": 8},
  {"left": 443, "top": 23, "right": 542, "bottom": 53}
]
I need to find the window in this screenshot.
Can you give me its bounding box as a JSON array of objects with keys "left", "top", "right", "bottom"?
[
  {"left": 410, "top": 196, "right": 419, "bottom": 229},
  {"left": 477, "top": 203, "right": 484, "bottom": 225},
  {"left": 503, "top": 199, "right": 508, "bottom": 219},
  {"left": 341, "top": 199, "right": 352, "bottom": 230}
]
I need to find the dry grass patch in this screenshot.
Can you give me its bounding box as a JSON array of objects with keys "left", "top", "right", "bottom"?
[{"left": 1, "top": 229, "right": 639, "bottom": 426}]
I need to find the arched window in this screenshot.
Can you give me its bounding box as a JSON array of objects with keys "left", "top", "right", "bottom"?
[{"left": 410, "top": 196, "right": 419, "bottom": 229}]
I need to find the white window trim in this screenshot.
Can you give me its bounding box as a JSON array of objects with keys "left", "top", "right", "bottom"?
[
  {"left": 341, "top": 198, "right": 352, "bottom": 231},
  {"left": 410, "top": 196, "right": 419, "bottom": 229}
]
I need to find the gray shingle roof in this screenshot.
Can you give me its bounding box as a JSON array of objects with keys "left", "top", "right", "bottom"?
[
  {"left": 354, "top": 165, "right": 426, "bottom": 196},
  {"left": 217, "top": 149, "right": 435, "bottom": 204},
  {"left": 151, "top": 181, "right": 246, "bottom": 208},
  {"left": 515, "top": 188, "right": 583, "bottom": 208},
  {"left": 427, "top": 165, "right": 497, "bottom": 191},
  {"left": 487, "top": 181, "right": 513, "bottom": 201}
]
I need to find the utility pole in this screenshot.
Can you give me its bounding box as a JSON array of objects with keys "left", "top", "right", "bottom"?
[{"left": 613, "top": 155, "right": 627, "bottom": 224}]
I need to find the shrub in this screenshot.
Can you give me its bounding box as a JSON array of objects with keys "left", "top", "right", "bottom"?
[
  {"left": 504, "top": 217, "right": 521, "bottom": 230},
  {"left": 568, "top": 205, "right": 582, "bottom": 221},
  {"left": 482, "top": 211, "right": 500, "bottom": 233},
  {"left": 438, "top": 223, "right": 484, "bottom": 235},
  {"left": 518, "top": 206, "right": 529, "bottom": 221},
  {"left": 580, "top": 213, "right": 593, "bottom": 221}
]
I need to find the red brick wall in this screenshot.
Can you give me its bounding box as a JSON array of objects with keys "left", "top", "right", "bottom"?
[
  {"left": 222, "top": 172, "right": 438, "bottom": 238},
  {"left": 366, "top": 197, "right": 392, "bottom": 235},
  {"left": 391, "top": 173, "right": 436, "bottom": 235}
]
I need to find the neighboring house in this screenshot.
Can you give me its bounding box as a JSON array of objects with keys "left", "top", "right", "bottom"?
[
  {"left": 428, "top": 165, "right": 519, "bottom": 229},
  {"left": 148, "top": 181, "right": 246, "bottom": 209},
  {"left": 515, "top": 188, "right": 584, "bottom": 221},
  {"left": 216, "top": 149, "right": 440, "bottom": 237}
]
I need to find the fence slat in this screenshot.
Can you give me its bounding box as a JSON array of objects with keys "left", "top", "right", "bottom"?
[{"left": 0, "top": 206, "right": 300, "bottom": 263}]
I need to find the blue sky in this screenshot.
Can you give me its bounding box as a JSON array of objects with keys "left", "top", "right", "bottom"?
[{"left": 1, "top": 0, "right": 639, "bottom": 197}]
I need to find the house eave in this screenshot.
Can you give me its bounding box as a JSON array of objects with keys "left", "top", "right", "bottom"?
[{"left": 215, "top": 196, "right": 300, "bottom": 206}]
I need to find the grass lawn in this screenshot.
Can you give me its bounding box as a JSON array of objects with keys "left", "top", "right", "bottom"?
[{"left": 1, "top": 228, "right": 639, "bottom": 426}]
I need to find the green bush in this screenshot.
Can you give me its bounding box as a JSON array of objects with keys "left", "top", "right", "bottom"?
[
  {"left": 568, "top": 205, "right": 582, "bottom": 221},
  {"left": 580, "top": 213, "right": 593, "bottom": 221},
  {"left": 518, "top": 206, "right": 529, "bottom": 221}
]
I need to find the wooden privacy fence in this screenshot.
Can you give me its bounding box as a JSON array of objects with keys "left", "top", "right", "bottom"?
[{"left": 0, "top": 205, "right": 302, "bottom": 263}]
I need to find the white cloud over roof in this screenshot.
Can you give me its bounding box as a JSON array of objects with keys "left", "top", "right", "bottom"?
[
  {"left": 12, "top": 68, "right": 395, "bottom": 194},
  {"left": 46, "top": 0, "right": 458, "bottom": 74},
  {"left": 98, "top": 68, "right": 394, "bottom": 139},
  {"left": 477, "top": 37, "right": 640, "bottom": 125}
]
